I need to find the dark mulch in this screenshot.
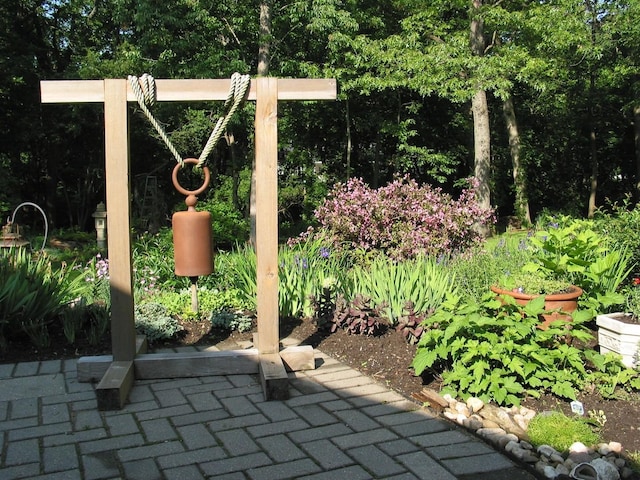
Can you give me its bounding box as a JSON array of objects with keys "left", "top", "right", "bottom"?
[{"left": 2, "top": 315, "right": 640, "bottom": 456}]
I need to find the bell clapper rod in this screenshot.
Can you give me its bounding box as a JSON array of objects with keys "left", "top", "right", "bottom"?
[{"left": 189, "top": 276, "right": 199, "bottom": 313}]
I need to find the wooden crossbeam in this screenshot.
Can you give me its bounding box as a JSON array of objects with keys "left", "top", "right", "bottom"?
[
  {"left": 40, "top": 77, "right": 336, "bottom": 408},
  {"left": 40, "top": 78, "right": 337, "bottom": 103}
]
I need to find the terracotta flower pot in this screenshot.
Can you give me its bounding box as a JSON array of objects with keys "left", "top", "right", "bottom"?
[{"left": 490, "top": 284, "right": 583, "bottom": 329}]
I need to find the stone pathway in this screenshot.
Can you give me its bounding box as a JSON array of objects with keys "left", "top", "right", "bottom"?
[{"left": 0, "top": 346, "right": 537, "bottom": 479}]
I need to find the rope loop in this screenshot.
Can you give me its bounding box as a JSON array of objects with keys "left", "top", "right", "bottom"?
[{"left": 128, "top": 72, "right": 251, "bottom": 169}]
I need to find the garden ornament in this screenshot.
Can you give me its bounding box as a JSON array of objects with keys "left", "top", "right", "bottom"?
[{"left": 570, "top": 462, "right": 600, "bottom": 480}]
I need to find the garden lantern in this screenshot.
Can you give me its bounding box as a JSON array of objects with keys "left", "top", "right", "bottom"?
[{"left": 92, "top": 202, "right": 108, "bottom": 249}]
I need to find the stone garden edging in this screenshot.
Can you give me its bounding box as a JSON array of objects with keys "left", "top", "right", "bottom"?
[{"left": 412, "top": 389, "right": 637, "bottom": 480}]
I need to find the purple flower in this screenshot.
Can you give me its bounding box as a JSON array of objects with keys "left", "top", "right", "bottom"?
[{"left": 319, "top": 247, "right": 330, "bottom": 258}]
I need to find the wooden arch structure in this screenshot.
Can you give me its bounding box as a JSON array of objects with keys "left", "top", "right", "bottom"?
[{"left": 40, "top": 77, "right": 337, "bottom": 409}]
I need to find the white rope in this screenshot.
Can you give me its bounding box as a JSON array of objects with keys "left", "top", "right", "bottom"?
[
  {"left": 197, "top": 72, "right": 251, "bottom": 167},
  {"left": 128, "top": 74, "right": 183, "bottom": 165},
  {"left": 128, "top": 72, "right": 251, "bottom": 168}
]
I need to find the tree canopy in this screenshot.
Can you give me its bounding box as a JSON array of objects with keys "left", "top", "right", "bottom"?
[{"left": 1, "top": 0, "right": 639, "bottom": 234}]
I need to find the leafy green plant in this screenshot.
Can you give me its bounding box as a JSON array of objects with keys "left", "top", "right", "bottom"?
[
  {"left": 527, "top": 411, "right": 600, "bottom": 452},
  {"left": 231, "top": 237, "right": 353, "bottom": 319},
  {"left": 60, "top": 299, "right": 87, "bottom": 344},
  {"left": 85, "top": 302, "right": 110, "bottom": 346},
  {"left": 412, "top": 293, "right": 640, "bottom": 406},
  {"left": 209, "top": 310, "right": 253, "bottom": 333},
  {"left": 0, "top": 249, "right": 85, "bottom": 349},
  {"left": 448, "top": 233, "right": 533, "bottom": 302},
  {"left": 523, "top": 220, "right": 633, "bottom": 309},
  {"left": 134, "top": 302, "right": 183, "bottom": 341},
  {"left": 351, "top": 255, "right": 456, "bottom": 325}
]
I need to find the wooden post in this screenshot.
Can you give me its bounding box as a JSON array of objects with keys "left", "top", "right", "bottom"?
[
  {"left": 255, "top": 77, "right": 280, "bottom": 355},
  {"left": 103, "top": 79, "right": 136, "bottom": 362},
  {"left": 41, "top": 77, "right": 336, "bottom": 407}
]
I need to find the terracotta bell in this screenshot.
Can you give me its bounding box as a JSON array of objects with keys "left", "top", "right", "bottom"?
[{"left": 171, "top": 158, "right": 213, "bottom": 277}]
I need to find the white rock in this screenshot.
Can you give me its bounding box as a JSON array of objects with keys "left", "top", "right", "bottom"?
[
  {"left": 599, "top": 444, "right": 613, "bottom": 456},
  {"left": 569, "top": 442, "right": 589, "bottom": 453},
  {"left": 443, "top": 411, "right": 458, "bottom": 422},
  {"left": 520, "top": 407, "right": 536, "bottom": 420},
  {"left": 476, "top": 427, "right": 507, "bottom": 437},
  {"left": 608, "top": 442, "right": 623, "bottom": 454},
  {"left": 591, "top": 458, "right": 621, "bottom": 480},
  {"left": 513, "top": 413, "right": 530, "bottom": 432},
  {"left": 466, "top": 396, "right": 484, "bottom": 413},
  {"left": 462, "top": 416, "right": 483, "bottom": 431},
  {"left": 455, "top": 402, "right": 470, "bottom": 416},
  {"left": 442, "top": 393, "right": 457, "bottom": 406}
]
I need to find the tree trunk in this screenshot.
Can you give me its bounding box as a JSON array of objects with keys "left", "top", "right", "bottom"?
[
  {"left": 470, "top": 0, "right": 491, "bottom": 235},
  {"left": 588, "top": 127, "right": 598, "bottom": 218},
  {"left": 226, "top": 132, "right": 241, "bottom": 212},
  {"left": 502, "top": 94, "right": 531, "bottom": 226},
  {"left": 345, "top": 97, "right": 352, "bottom": 180},
  {"left": 472, "top": 90, "right": 491, "bottom": 215},
  {"left": 257, "top": 1, "right": 271, "bottom": 76},
  {"left": 251, "top": 0, "right": 272, "bottom": 245},
  {"left": 634, "top": 104, "right": 640, "bottom": 201}
]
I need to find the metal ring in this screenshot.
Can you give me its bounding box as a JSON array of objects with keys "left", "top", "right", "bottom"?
[{"left": 172, "top": 158, "right": 210, "bottom": 196}]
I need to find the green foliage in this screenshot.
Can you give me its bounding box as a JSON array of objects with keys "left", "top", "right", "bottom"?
[
  {"left": 209, "top": 310, "right": 253, "bottom": 333},
  {"left": 198, "top": 194, "right": 250, "bottom": 249},
  {"left": 595, "top": 201, "right": 640, "bottom": 273},
  {"left": 527, "top": 411, "right": 600, "bottom": 452},
  {"left": 523, "top": 218, "right": 632, "bottom": 310},
  {"left": 230, "top": 236, "right": 353, "bottom": 319},
  {"left": 85, "top": 302, "right": 110, "bottom": 346},
  {"left": 133, "top": 229, "right": 185, "bottom": 293},
  {"left": 449, "top": 233, "right": 532, "bottom": 302},
  {"left": 134, "top": 302, "right": 183, "bottom": 342},
  {"left": 0, "top": 249, "right": 85, "bottom": 349},
  {"left": 149, "top": 287, "right": 247, "bottom": 321},
  {"left": 351, "top": 255, "right": 457, "bottom": 325},
  {"left": 412, "top": 293, "right": 640, "bottom": 406}
]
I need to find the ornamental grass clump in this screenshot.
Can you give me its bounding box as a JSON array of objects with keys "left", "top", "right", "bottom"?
[{"left": 314, "top": 175, "right": 494, "bottom": 260}]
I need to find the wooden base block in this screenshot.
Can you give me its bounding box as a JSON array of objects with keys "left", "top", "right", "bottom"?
[
  {"left": 96, "top": 361, "right": 134, "bottom": 410},
  {"left": 78, "top": 336, "right": 147, "bottom": 382},
  {"left": 78, "top": 344, "right": 314, "bottom": 382},
  {"left": 260, "top": 353, "right": 289, "bottom": 400}
]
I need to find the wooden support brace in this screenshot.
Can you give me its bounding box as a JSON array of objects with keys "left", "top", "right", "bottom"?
[
  {"left": 96, "top": 361, "right": 135, "bottom": 411},
  {"left": 260, "top": 353, "right": 289, "bottom": 401},
  {"left": 78, "top": 336, "right": 147, "bottom": 382}
]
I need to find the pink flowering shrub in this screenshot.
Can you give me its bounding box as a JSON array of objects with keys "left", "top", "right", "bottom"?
[{"left": 314, "top": 176, "right": 494, "bottom": 260}]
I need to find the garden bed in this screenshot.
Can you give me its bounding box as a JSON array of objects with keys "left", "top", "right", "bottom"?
[{"left": 2, "top": 315, "right": 640, "bottom": 457}]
